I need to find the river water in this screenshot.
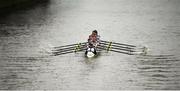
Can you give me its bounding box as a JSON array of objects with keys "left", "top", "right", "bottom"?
[{"left": 0, "top": 0, "right": 180, "bottom": 90}]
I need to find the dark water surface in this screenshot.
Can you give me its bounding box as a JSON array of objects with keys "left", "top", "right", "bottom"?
[{"left": 0, "top": 0, "right": 180, "bottom": 90}]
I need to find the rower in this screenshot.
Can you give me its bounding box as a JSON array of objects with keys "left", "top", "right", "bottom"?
[
  {"left": 85, "top": 30, "right": 100, "bottom": 55},
  {"left": 88, "top": 30, "right": 100, "bottom": 47}
]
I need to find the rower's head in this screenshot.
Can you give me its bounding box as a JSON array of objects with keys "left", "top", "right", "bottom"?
[{"left": 92, "top": 30, "right": 98, "bottom": 35}]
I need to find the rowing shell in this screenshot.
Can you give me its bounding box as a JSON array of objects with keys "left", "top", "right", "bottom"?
[{"left": 52, "top": 40, "right": 146, "bottom": 57}]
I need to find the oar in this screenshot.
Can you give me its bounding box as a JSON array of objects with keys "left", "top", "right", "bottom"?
[
  {"left": 98, "top": 45, "right": 135, "bottom": 53},
  {"left": 100, "top": 40, "right": 136, "bottom": 47},
  {"left": 53, "top": 47, "right": 76, "bottom": 53},
  {"left": 53, "top": 46, "right": 75, "bottom": 51},
  {"left": 53, "top": 45, "right": 86, "bottom": 51},
  {"left": 97, "top": 47, "right": 133, "bottom": 55},
  {"left": 111, "top": 44, "right": 135, "bottom": 49},
  {"left": 53, "top": 48, "right": 86, "bottom": 56},
  {"left": 54, "top": 44, "right": 76, "bottom": 48},
  {"left": 53, "top": 51, "right": 74, "bottom": 56},
  {"left": 100, "top": 42, "right": 135, "bottom": 49},
  {"left": 111, "top": 47, "right": 135, "bottom": 52},
  {"left": 53, "top": 46, "right": 86, "bottom": 53},
  {"left": 54, "top": 44, "right": 87, "bottom": 50},
  {"left": 99, "top": 41, "right": 135, "bottom": 52},
  {"left": 54, "top": 42, "right": 87, "bottom": 49},
  {"left": 99, "top": 45, "right": 135, "bottom": 52},
  {"left": 53, "top": 43, "right": 86, "bottom": 51},
  {"left": 110, "top": 49, "right": 133, "bottom": 55}
]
